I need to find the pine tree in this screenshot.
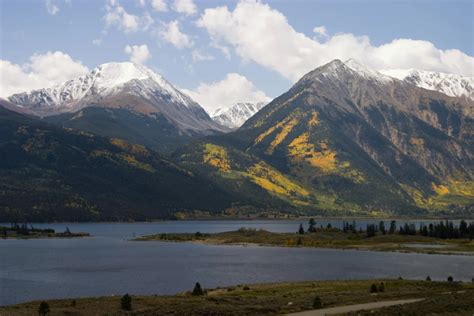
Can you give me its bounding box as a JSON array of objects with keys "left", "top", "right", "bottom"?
[
  {"left": 370, "top": 284, "right": 378, "bottom": 293},
  {"left": 38, "top": 301, "right": 50, "bottom": 316},
  {"left": 192, "top": 282, "right": 204, "bottom": 296},
  {"left": 313, "top": 296, "right": 322, "bottom": 308},
  {"left": 121, "top": 294, "right": 132, "bottom": 311},
  {"left": 298, "top": 223, "right": 305, "bottom": 235},
  {"left": 308, "top": 218, "right": 316, "bottom": 232}
]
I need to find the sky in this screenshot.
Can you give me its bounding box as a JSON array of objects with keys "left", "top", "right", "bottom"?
[{"left": 1, "top": 0, "right": 473, "bottom": 113}]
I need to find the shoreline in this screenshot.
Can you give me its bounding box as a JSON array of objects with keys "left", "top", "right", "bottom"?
[
  {"left": 134, "top": 229, "right": 474, "bottom": 256},
  {"left": 2, "top": 216, "right": 473, "bottom": 225},
  {"left": 2, "top": 279, "right": 473, "bottom": 315}
]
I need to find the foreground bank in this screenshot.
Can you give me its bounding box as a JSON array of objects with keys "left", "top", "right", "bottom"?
[{"left": 2, "top": 279, "right": 473, "bottom": 315}]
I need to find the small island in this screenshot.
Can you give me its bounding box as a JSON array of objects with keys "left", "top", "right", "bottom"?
[
  {"left": 134, "top": 220, "right": 474, "bottom": 255},
  {"left": 1, "top": 223, "right": 90, "bottom": 239}
]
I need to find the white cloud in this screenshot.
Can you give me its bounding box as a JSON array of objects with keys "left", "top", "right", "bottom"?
[
  {"left": 313, "top": 26, "right": 328, "bottom": 38},
  {"left": 192, "top": 50, "right": 214, "bottom": 62},
  {"left": 125, "top": 44, "right": 152, "bottom": 64},
  {"left": 0, "top": 51, "right": 89, "bottom": 98},
  {"left": 46, "top": 0, "right": 59, "bottom": 15},
  {"left": 136, "top": 0, "right": 146, "bottom": 7},
  {"left": 198, "top": 0, "right": 474, "bottom": 80},
  {"left": 159, "top": 20, "right": 193, "bottom": 49},
  {"left": 172, "top": 0, "right": 196, "bottom": 16},
  {"left": 104, "top": 0, "right": 153, "bottom": 33},
  {"left": 151, "top": 0, "right": 167, "bottom": 11},
  {"left": 182, "top": 73, "right": 271, "bottom": 114},
  {"left": 92, "top": 38, "right": 102, "bottom": 46}
]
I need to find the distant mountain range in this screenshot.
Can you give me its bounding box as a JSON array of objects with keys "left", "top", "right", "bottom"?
[
  {"left": 5, "top": 62, "right": 227, "bottom": 153},
  {"left": 212, "top": 102, "right": 267, "bottom": 129},
  {"left": 380, "top": 68, "right": 474, "bottom": 101},
  {"left": 1, "top": 59, "right": 473, "bottom": 221}
]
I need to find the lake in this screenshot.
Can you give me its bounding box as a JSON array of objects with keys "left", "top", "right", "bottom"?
[{"left": 1, "top": 220, "right": 473, "bottom": 306}]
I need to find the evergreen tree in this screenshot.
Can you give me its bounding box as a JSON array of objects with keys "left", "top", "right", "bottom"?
[
  {"left": 378, "top": 221, "right": 386, "bottom": 235},
  {"left": 38, "top": 301, "right": 50, "bottom": 316},
  {"left": 389, "top": 221, "right": 396, "bottom": 234},
  {"left": 370, "top": 284, "right": 378, "bottom": 293},
  {"left": 192, "top": 282, "right": 204, "bottom": 296},
  {"left": 366, "top": 224, "right": 376, "bottom": 237},
  {"left": 121, "top": 294, "right": 132, "bottom": 311},
  {"left": 312, "top": 296, "right": 322, "bottom": 309},
  {"left": 308, "top": 218, "right": 316, "bottom": 232},
  {"left": 447, "top": 276, "right": 453, "bottom": 282},
  {"left": 298, "top": 223, "right": 305, "bottom": 235},
  {"left": 426, "top": 276, "right": 431, "bottom": 281},
  {"left": 378, "top": 282, "right": 385, "bottom": 292}
]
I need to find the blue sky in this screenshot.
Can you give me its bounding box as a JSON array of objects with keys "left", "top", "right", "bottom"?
[{"left": 1, "top": 0, "right": 473, "bottom": 112}]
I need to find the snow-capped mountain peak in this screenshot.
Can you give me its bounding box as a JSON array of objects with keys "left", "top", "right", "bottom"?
[
  {"left": 380, "top": 68, "right": 474, "bottom": 100},
  {"left": 301, "top": 59, "right": 393, "bottom": 85},
  {"left": 8, "top": 61, "right": 199, "bottom": 115},
  {"left": 344, "top": 59, "right": 393, "bottom": 83},
  {"left": 212, "top": 101, "right": 267, "bottom": 129}
]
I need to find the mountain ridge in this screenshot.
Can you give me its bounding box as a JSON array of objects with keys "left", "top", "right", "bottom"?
[{"left": 212, "top": 101, "right": 268, "bottom": 129}]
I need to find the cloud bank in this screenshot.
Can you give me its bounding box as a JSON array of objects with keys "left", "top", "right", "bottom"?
[
  {"left": 197, "top": 0, "right": 474, "bottom": 80},
  {"left": 0, "top": 51, "right": 89, "bottom": 98},
  {"left": 183, "top": 73, "right": 271, "bottom": 114}
]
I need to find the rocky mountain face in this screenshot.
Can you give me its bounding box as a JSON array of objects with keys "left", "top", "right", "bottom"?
[
  {"left": 5, "top": 62, "right": 227, "bottom": 153},
  {"left": 212, "top": 102, "right": 267, "bottom": 129},
  {"left": 178, "top": 59, "right": 474, "bottom": 215},
  {"left": 0, "top": 107, "right": 235, "bottom": 222},
  {"left": 380, "top": 68, "right": 474, "bottom": 101}
]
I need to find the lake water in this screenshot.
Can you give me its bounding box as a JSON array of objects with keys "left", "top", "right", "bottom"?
[{"left": 1, "top": 220, "right": 473, "bottom": 306}]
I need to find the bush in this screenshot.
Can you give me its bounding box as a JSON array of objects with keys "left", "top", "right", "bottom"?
[
  {"left": 121, "top": 294, "right": 132, "bottom": 311},
  {"left": 243, "top": 286, "right": 250, "bottom": 291},
  {"left": 447, "top": 276, "right": 454, "bottom": 282},
  {"left": 70, "top": 299, "right": 76, "bottom": 307},
  {"left": 38, "top": 301, "right": 50, "bottom": 316},
  {"left": 192, "top": 282, "right": 204, "bottom": 296},
  {"left": 370, "top": 284, "right": 378, "bottom": 293},
  {"left": 312, "top": 296, "right": 322, "bottom": 309},
  {"left": 378, "top": 282, "right": 385, "bottom": 292},
  {"left": 426, "top": 276, "right": 432, "bottom": 281}
]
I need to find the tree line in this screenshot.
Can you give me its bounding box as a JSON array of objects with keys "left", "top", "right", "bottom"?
[{"left": 299, "top": 219, "right": 474, "bottom": 240}]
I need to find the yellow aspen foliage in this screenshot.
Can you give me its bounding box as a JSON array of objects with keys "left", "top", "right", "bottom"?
[{"left": 203, "top": 144, "right": 231, "bottom": 172}]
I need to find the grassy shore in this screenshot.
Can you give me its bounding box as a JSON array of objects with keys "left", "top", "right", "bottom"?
[
  {"left": 2, "top": 279, "right": 473, "bottom": 315},
  {"left": 0, "top": 226, "right": 90, "bottom": 239},
  {"left": 134, "top": 228, "right": 474, "bottom": 255}
]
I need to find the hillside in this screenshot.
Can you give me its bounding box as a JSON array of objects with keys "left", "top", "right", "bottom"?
[
  {"left": 0, "top": 107, "right": 234, "bottom": 222},
  {"left": 177, "top": 60, "right": 474, "bottom": 215}
]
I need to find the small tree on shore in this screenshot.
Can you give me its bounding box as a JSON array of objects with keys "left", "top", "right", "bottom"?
[
  {"left": 426, "top": 276, "right": 432, "bottom": 281},
  {"left": 121, "top": 294, "right": 132, "bottom": 311},
  {"left": 447, "top": 276, "right": 454, "bottom": 282},
  {"left": 370, "top": 284, "right": 378, "bottom": 293},
  {"left": 38, "top": 301, "right": 50, "bottom": 316},
  {"left": 192, "top": 282, "right": 204, "bottom": 296},
  {"left": 313, "top": 296, "right": 322, "bottom": 309},
  {"left": 298, "top": 223, "right": 305, "bottom": 235},
  {"left": 378, "top": 282, "right": 385, "bottom": 292},
  {"left": 308, "top": 218, "right": 316, "bottom": 232}
]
